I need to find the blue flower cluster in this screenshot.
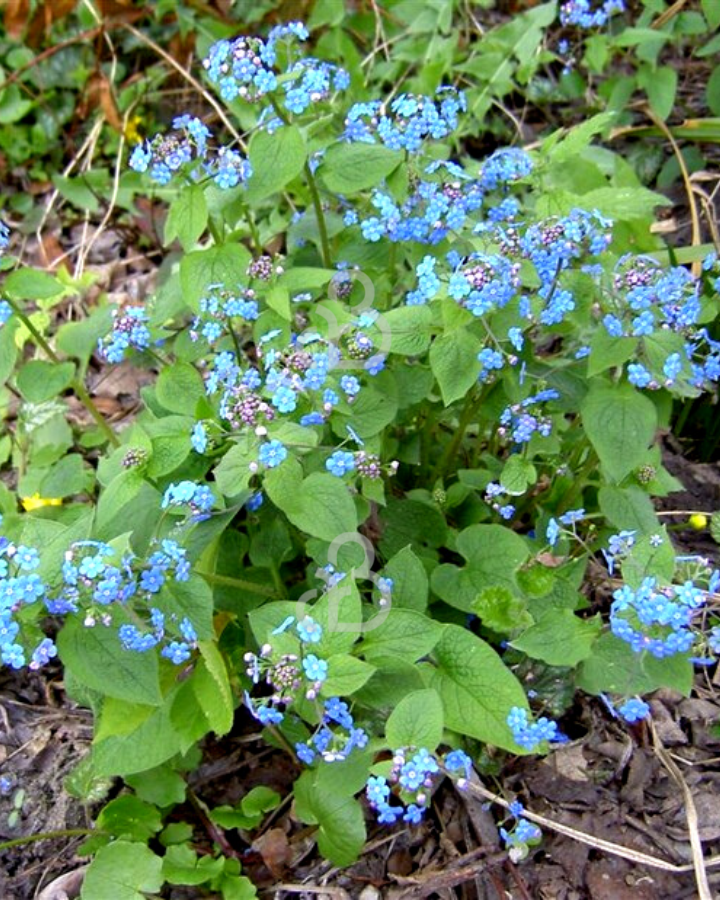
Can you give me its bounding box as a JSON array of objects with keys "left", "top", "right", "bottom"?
[
  {"left": 610, "top": 575, "right": 709, "bottom": 658},
  {"left": 244, "top": 615, "right": 371, "bottom": 764},
  {"left": 601, "top": 694, "right": 650, "bottom": 724},
  {"left": 344, "top": 88, "right": 466, "bottom": 152},
  {"left": 1, "top": 525, "right": 195, "bottom": 670},
  {"left": 477, "top": 148, "right": 533, "bottom": 191},
  {"left": 507, "top": 706, "right": 565, "bottom": 750},
  {"left": 484, "top": 482, "right": 516, "bottom": 520},
  {"left": 161, "top": 481, "right": 215, "bottom": 522},
  {"left": 498, "top": 390, "right": 560, "bottom": 445},
  {"left": 365, "top": 747, "right": 472, "bottom": 825},
  {"left": 99, "top": 306, "right": 151, "bottom": 363},
  {"left": 295, "top": 697, "right": 369, "bottom": 764},
  {"left": 361, "top": 162, "right": 484, "bottom": 245},
  {"left": 190, "top": 285, "right": 259, "bottom": 345},
  {"left": 0, "top": 299, "right": 11, "bottom": 329},
  {"left": 129, "top": 115, "right": 252, "bottom": 188},
  {"left": 560, "top": 0, "right": 625, "bottom": 28},
  {"left": 202, "top": 23, "right": 348, "bottom": 121},
  {"left": 499, "top": 802, "right": 542, "bottom": 861},
  {"left": 591, "top": 256, "right": 720, "bottom": 392},
  {"left": 0, "top": 219, "right": 9, "bottom": 256}
]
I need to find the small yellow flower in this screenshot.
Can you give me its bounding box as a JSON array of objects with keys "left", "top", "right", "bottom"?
[
  {"left": 124, "top": 115, "right": 144, "bottom": 145},
  {"left": 688, "top": 513, "right": 708, "bottom": 530},
  {"left": 21, "top": 494, "right": 63, "bottom": 512}
]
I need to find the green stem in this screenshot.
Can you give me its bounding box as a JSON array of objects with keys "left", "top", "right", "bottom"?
[
  {"left": 432, "top": 388, "right": 485, "bottom": 481},
  {"left": 207, "top": 216, "right": 224, "bottom": 245},
  {"left": 267, "top": 94, "right": 332, "bottom": 268},
  {"left": 4, "top": 297, "right": 119, "bottom": 448},
  {"left": 72, "top": 378, "right": 120, "bottom": 448},
  {"left": 0, "top": 828, "right": 98, "bottom": 850},
  {"left": 196, "top": 569, "right": 279, "bottom": 598},
  {"left": 303, "top": 160, "right": 332, "bottom": 269}
]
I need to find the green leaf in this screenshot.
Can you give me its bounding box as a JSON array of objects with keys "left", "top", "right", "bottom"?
[
  {"left": 246, "top": 125, "right": 306, "bottom": 202},
  {"left": 162, "top": 845, "right": 224, "bottom": 886},
  {"left": 382, "top": 546, "right": 429, "bottom": 611},
  {"left": 312, "top": 579, "right": 364, "bottom": 657},
  {"left": 156, "top": 362, "right": 205, "bottom": 415},
  {"left": 577, "top": 632, "right": 693, "bottom": 696},
  {"left": 702, "top": 0, "right": 720, "bottom": 29},
  {"left": 545, "top": 112, "right": 615, "bottom": 163},
  {"left": 359, "top": 609, "right": 442, "bottom": 662},
  {"left": 320, "top": 143, "right": 403, "bottom": 194},
  {"left": 321, "top": 654, "right": 375, "bottom": 696},
  {"left": 40, "top": 454, "right": 88, "bottom": 497},
  {"left": 511, "top": 610, "right": 601, "bottom": 666},
  {"left": 384, "top": 306, "right": 434, "bottom": 356},
  {"left": 431, "top": 625, "right": 528, "bottom": 751},
  {"left": 587, "top": 330, "right": 636, "bottom": 378},
  {"left": 210, "top": 787, "right": 280, "bottom": 830},
  {"left": 639, "top": 65, "right": 677, "bottom": 121},
  {"left": 472, "top": 586, "right": 532, "bottom": 634},
  {"left": 385, "top": 688, "right": 444, "bottom": 750},
  {"left": 57, "top": 303, "right": 114, "bottom": 365},
  {"left": 96, "top": 796, "right": 163, "bottom": 841},
  {"left": 213, "top": 438, "right": 257, "bottom": 497},
  {"left": 620, "top": 530, "right": 675, "bottom": 588},
  {"left": 265, "top": 467, "right": 358, "bottom": 542},
  {"left": 429, "top": 330, "right": 481, "bottom": 406},
  {"left": 294, "top": 772, "right": 366, "bottom": 867},
  {"left": 81, "top": 841, "right": 163, "bottom": 900},
  {"left": 707, "top": 65, "right": 720, "bottom": 116},
  {"left": 431, "top": 524, "right": 529, "bottom": 612},
  {"left": 598, "top": 485, "right": 659, "bottom": 533},
  {"left": 125, "top": 766, "right": 187, "bottom": 807},
  {"left": 3, "top": 268, "right": 64, "bottom": 301},
  {"left": 92, "top": 700, "right": 184, "bottom": 776},
  {"left": 57, "top": 617, "right": 162, "bottom": 706},
  {"left": 500, "top": 456, "right": 537, "bottom": 496},
  {"left": 16, "top": 360, "right": 75, "bottom": 403},
  {"left": 575, "top": 186, "right": 671, "bottom": 220},
  {"left": 379, "top": 499, "right": 448, "bottom": 558},
  {"left": 180, "top": 244, "right": 252, "bottom": 311},
  {"left": 0, "top": 320, "right": 19, "bottom": 385},
  {"left": 191, "top": 641, "right": 235, "bottom": 736},
  {"left": 580, "top": 383, "right": 657, "bottom": 483},
  {"left": 164, "top": 184, "right": 209, "bottom": 250}
]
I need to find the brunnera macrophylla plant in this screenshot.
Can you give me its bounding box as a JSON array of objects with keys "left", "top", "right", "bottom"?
[{"left": 2, "top": 17, "right": 720, "bottom": 886}]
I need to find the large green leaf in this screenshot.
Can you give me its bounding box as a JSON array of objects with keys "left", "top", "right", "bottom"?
[
  {"left": 264, "top": 462, "right": 358, "bottom": 541},
  {"left": 431, "top": 524, "right": 529, "bottom": 612},
  {"left": 511, "top": 610, "right": 601, "bottom": 666},
  {"left": 294, "top": 772, "right": 366, "bottom": 867},
  {"left": 386, "top": 688, "right": 444, "bottom": 750},
  {"left": 180, "top": 244, "right": 252, "bottom": 311},
  {"left": 431, "top": 625, "right": 528, "bottom": 751},
  {"left": 246, "top": 125, "right": 307, "bottom": 202},
  {"left": 580, "top": 383, "right": 657, "bottom": 483},
  {"left": 56, "top": 616, "right": 162, "bottom": 706},
  {"left": 429, "top": 330, "right": 481, "bottom": 406},
  {"left": 81, "top": 841, "right": 163, "bottom": 900},
  {"left": 320, "top": 142, "right": 402, "bottom": 194},
  {"left": 164, "top": 184, "right": 209, "bottom": 250}
]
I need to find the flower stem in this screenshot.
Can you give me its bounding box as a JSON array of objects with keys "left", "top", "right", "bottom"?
[
  {"left": 0, "top": 828, "right": 98, "bottom": 850},
  {"left": 4, "top": 297, "right": 120, "bottom": 448},
  {"left": 304, "top": 160, "right": 332, "bottom": 269},
  {"left": 196, "top": 569, "right": 279, "bottom": 598}
]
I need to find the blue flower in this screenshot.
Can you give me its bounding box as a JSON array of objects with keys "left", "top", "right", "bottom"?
[
  {"left": 297, "top": 616, "right": 322, "bottom": 643},
  {"left": 617, "top": 698, "right": 650, "bottom": 723},
  {"left": 258, "top": 440, "right": 287, "bottom": 468},
  {"left": 191, "top": 422, "right": 208, "bottom": 454},
  {"left": 325, "top": 451, "right": 356, "bottom": 477},
  {"left": 303, "top": 654, "right": 328, "bottom": 682}
]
